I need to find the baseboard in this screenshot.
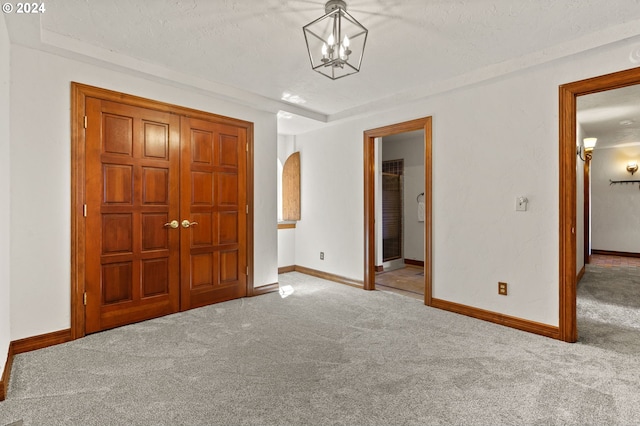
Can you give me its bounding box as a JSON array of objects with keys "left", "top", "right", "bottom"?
[
  {"left": 0, "top": 328, "right": 72, "bottom": 401},
  {"left": 375, "top": 265, "right": 384, "bottom": 272},
  {"left": 294, "top": 265, "right": 364, "bottom": 289},
  {"left": 430, "top": 298, "right": 560, "bottom": 339},
  {"left": 11, "top": 329, "right": 73, "bottom": 355},
  {"left": 404, "top": 259, "right": 425, "bottom": 267},
  {"left": 577, "top": 265, "right": 586, "bottom": 283},
  {"left": 591, "top": 249, "right": 640, "bottom": 258},
  {"left": 251, "top": 282, "right": 279, "bottom": 296},
  {"left": 278, "top": 265, "right": 295, "bottom": 274},
  {"left": 0, "top": 343, "right": 13, "bottom": 401}
]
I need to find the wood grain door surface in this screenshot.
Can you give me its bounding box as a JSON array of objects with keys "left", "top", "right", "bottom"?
[
  {"left": 180, "top": 117, "right": 247, "bottom": 310},
  {"left": 84, "top": 98, "right": 246, "bottom": 333}
]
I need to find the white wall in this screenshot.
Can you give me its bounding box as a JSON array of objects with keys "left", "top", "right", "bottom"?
[
  {"left": 294, "top": 37, "right": 640, "bottom": 326},
  {"left": 295, "top": 124, "right": 364, "bottom": 278},
  {"left": 276, "top": 134, "right": 296, "bottom": 269},
  {"left": 576, "top": 125, "right": 585, "bottom": 272},
  {"left": 375, "top": 138, "right": 383, "bottom": 266},
  {"left": 382, "top": 133, "right": 425, "bottom": 263},
  {"left": 0, "top": 14, "right": 11, "bottom": 371},
  {"left": 591, "top": 144, "right": 640, "bottom": 253},
  {"left": 9, "top": 45, "right": 278, "bottom": 340},
  {"left": 277, "top": 228, "right": 296, "bottom": 268}
]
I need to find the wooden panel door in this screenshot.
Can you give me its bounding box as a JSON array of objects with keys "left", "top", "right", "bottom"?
[
  {"left": 180, "top": 117, "right": 247, "bottom": 310},
  {"left": 85, "top": 98, "right": 180, "bottom": 333}
]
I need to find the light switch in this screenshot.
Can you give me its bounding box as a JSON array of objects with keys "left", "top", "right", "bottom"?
[{"left": 516, "top": 196, "right": 528, "bottom": 212}]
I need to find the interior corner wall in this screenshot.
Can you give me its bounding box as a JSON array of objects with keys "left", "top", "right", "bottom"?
[
  {"left": 9, "top": 45, "right": 278, "bottom": 340},
  {"left": 294, "top": 124, "right": 364, "bottom": 280},
  {"left": 294, "top": 36, "right": 640, "bottom": 326},
  {"left": 591, "top": 144, "right": 640, "bottom": 253},
  {"left": 0, "top": 14, "right": 11, "bottom": 370}
]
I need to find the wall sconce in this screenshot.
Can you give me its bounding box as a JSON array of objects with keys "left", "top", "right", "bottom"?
[
  {"left": 577, "top": 137, "right": 597, "bottom": 161},
  {"left": 627, "top": 161, "right": 638, "bottom": 176}
]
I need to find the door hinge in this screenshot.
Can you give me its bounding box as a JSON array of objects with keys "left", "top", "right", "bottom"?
[
  {"left": 84, "top": 116, "right": 88, "bottom": 129},
  {"left": 246, "top": 143, "right": 248, "bottom": 152},
  {"left": 246, "top": 267, "right": 249, "bottom": 276},
  {"left": 83, "top": 204, "right": 87, "bottom": 217},
  {"left": 246, "top": 205, "right": 249, "bottom": 214},
  {"left": 83, "top": 292, "right": 87, "bottom": 306}
]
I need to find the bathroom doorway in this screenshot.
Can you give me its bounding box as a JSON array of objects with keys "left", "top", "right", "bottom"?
[{"left": 363, "top": 117, "right": 432, "bottom": 304}]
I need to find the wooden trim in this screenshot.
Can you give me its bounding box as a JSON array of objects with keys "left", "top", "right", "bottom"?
[
  {"left": 0, "top": 343, "right": 12, "bottom": 401},
  {"left": 71, "top": 83, "right": 253, "bottom": 128},
  {"left": 431, "top": 298, "right": 560, "bottom": 339},
  {"left": 363, "top": 130, "right": 375, "bottom": 291},
  {"left": 278, "top": 265, "right": 296, "bottom": 274},
  {"left": 577, "top": 265, "right": 586, "bottom": 283},
  {"left": 11, "top": 329, "right": 73, "bottom": 355},
  {"left": 294, "top": 265, "right": 364, "bottom": 289},
  {"left": 404, "top": 259, "right": 425, "bottom": 267},
  {"left": 246, "top": 122, "right": 255, "bottom": 297},
  {"left": 559, "top": 67, "right": 640, "bottom": 343},
  {"left": 559, "top": 83, "right": 577, "bottom": 343},
  {"left": 591, "top": 249, "right": 640, "bottom": 258},
  {"left": 70, "top": 82, "right": 86, "bottom": 340},
  {"left": 0, "top": 329, "right": 73, "bottom": 400},
  {"left": 251, "top": 282, "right": 279, "bottom": 296},
  {"left": 71, "top": 82, "right": 255, "bottom": 329},
  {"left": 363, "top": 117, "right": 432, "bottom": 305},
  {"left": 277, "top": 223, "right": 296, "bottom": 230}
]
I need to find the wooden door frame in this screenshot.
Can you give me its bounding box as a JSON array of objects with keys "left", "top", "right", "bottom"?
[
  {"left": 559, "top": 67, "right": 640, "bottom": 342},
  {"left": 71, "top": 82, "right": 255, "bottom": 339},
  {"left": 363, "top": 117, "right": 432, "bottom": 304}
]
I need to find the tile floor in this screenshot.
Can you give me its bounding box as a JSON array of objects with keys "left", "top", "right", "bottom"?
[
  {"left": 590, "top": 253, "right": 640, "bottom": 267},
  {"left": 375, "top": 265, "right": 425, "bottom": 300}
]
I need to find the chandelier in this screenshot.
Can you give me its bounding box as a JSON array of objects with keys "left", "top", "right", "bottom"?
[{"left": 303, "top": 0, "right": 368, "bottom": 80}]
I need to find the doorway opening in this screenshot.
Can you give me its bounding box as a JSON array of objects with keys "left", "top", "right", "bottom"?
[
  {"left": 575, "top": 83, "right": 640, "bottom": 352},
  {"left": 363, "top": 117, "right": 432, "bottom": 304},
  {"left": 559, "top": 67, "right": 640, "bottom": 342}
]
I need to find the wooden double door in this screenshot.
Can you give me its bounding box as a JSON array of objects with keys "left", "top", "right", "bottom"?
[{"left": 82, "top": 94, "right": 248, "bottom": 334}]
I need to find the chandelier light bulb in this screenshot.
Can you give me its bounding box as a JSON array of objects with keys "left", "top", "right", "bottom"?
[
  {"left": 322, "top": 43, "right": 328, "bottom": 56},
  {"left": 343, "top": 34, "right": 349, "bottom": 48},
  {"left": 339, "top": 45, "right": 346, "bottom": 60},
  {"left": 327, "top": 33, "right": 335, "bottom": 47}
]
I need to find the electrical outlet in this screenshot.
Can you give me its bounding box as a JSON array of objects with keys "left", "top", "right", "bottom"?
[
  {"left": 498, "top": 282, "right": 508, "bottom": 295},
  {"left": 320, "top": 252, "right": 324, "bottom": 260}
]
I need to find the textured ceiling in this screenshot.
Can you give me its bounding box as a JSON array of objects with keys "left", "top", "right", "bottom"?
[
  {"left": 578, "top": 85, "right": 640, "bottom": 149},
  {"left": 5, "top": 0, "right": 640, "bottom": 134}
]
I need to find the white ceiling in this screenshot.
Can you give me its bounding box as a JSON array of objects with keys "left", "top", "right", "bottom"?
[
  {"left": 5, "top": 0, "right": 640, "bottom": 135},
  {"left": 578, "top": 85, "right": 640, "bottom": 150}
]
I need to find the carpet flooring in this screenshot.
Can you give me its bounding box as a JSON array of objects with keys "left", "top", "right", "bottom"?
[
  {"left": 1, "top": 267, "right": 639, "bottom": 425},
  {"left": 577, "top": 263, "right": 640, "bottom": 355}
]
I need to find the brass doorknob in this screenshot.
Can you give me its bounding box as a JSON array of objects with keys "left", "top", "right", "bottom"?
[
  {"left": 163, "top": 220, "right": 179, "bottom": 229},
  {"left": 181, "top": 220, "right": 199, "bottom": 228}
]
